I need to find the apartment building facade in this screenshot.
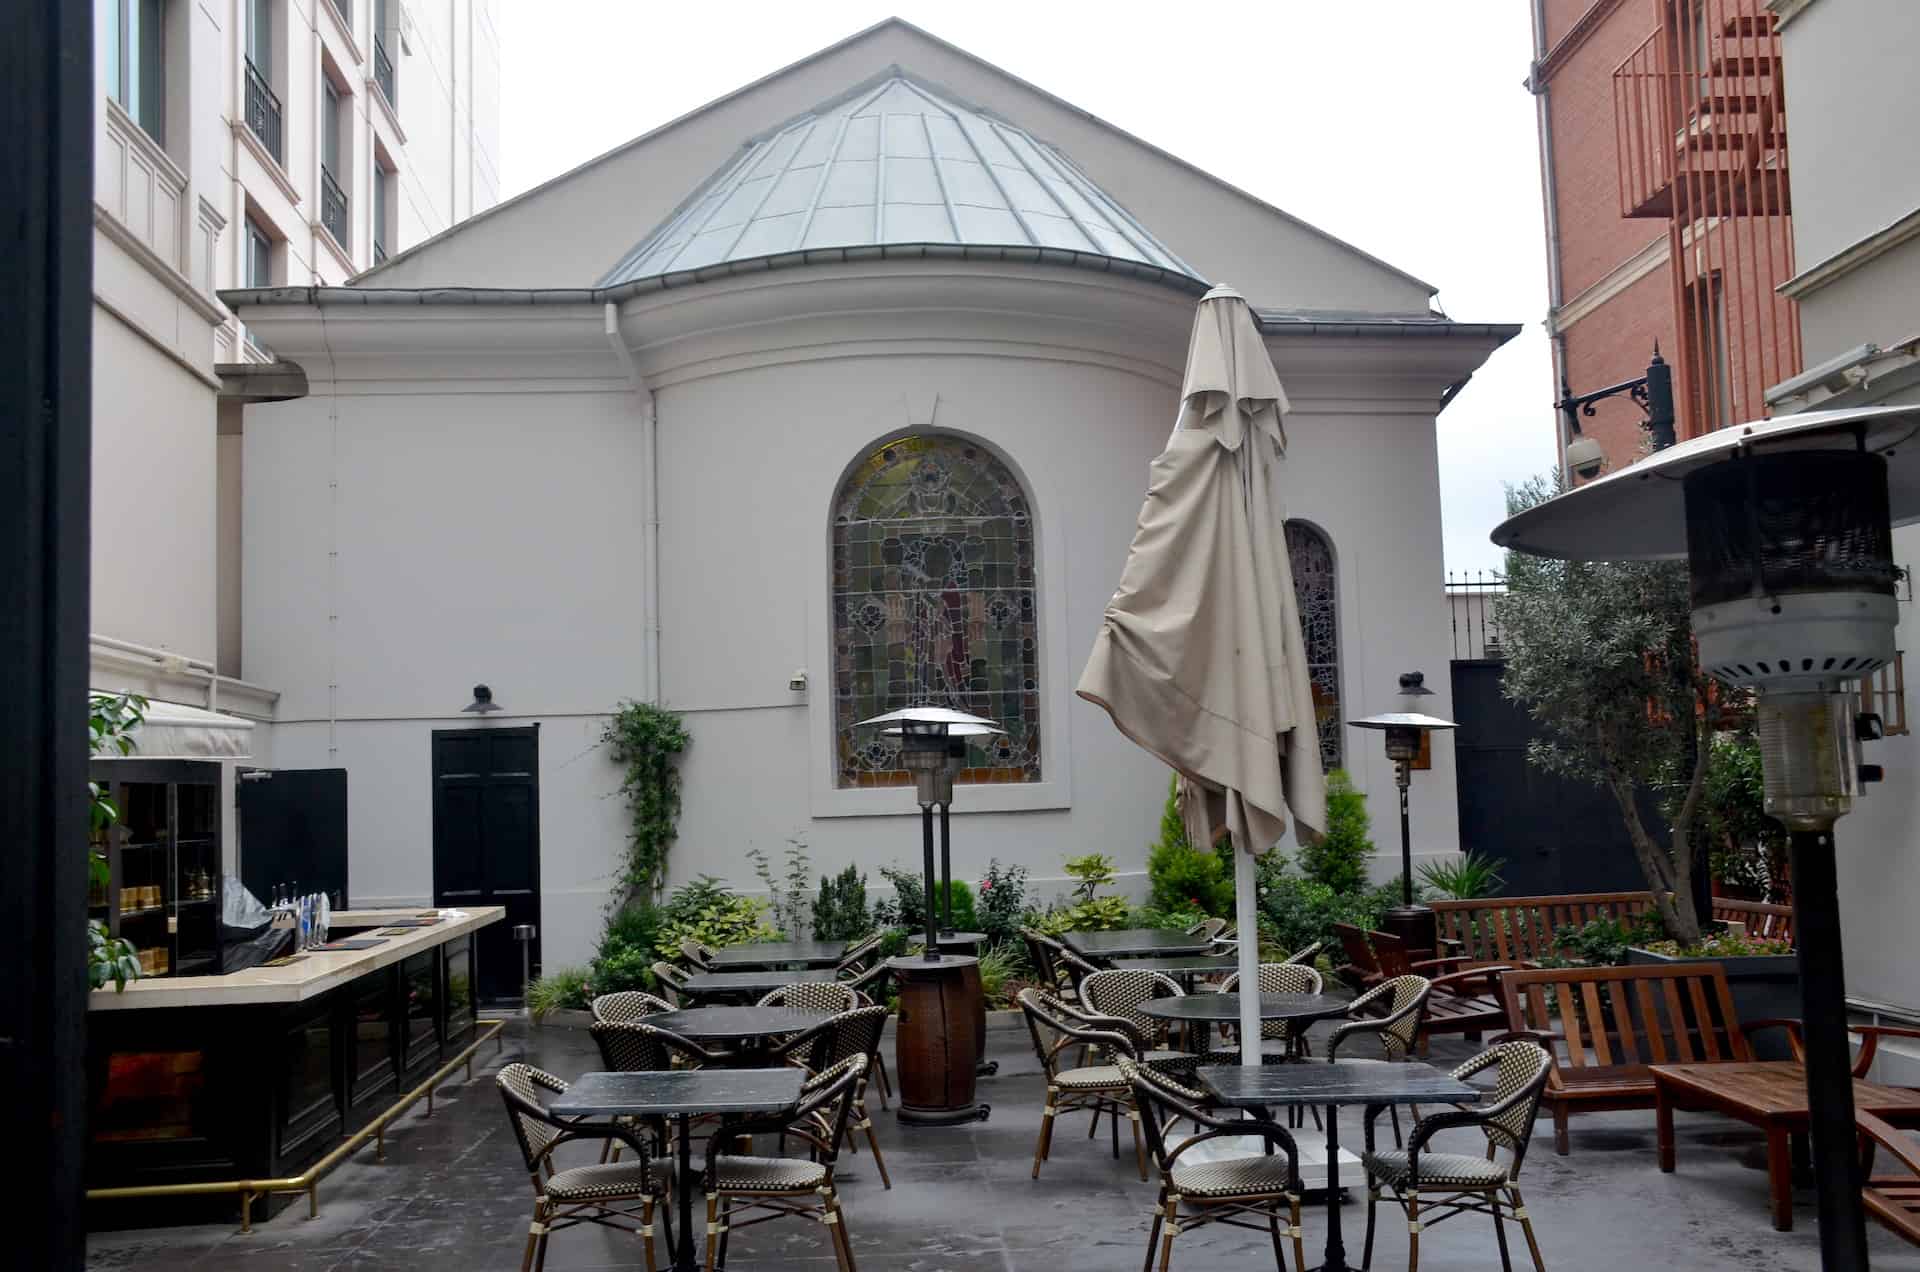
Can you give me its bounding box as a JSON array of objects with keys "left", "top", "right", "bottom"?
[
  {"left": 1529, "top": 0, "right": 1799, "bottom": 476},
  {"left": 91, "top": 0, "right": 500, "bottom": 714}
]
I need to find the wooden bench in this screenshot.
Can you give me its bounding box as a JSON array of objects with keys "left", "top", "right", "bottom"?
[
  {"left": 1433, "top": 891, "right": 1795, "bottom": 964},
  {"left": 1498, "top": 961, "right": 1771, "bottom": 1155}
]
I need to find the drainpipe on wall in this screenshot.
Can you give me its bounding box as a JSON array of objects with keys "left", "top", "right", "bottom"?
[
  {"left": 1530, "top": 0, "right": 1571, "bottom": 475},
  {"left": 604, "top": 303, "right": 662, "bottom": 704}
]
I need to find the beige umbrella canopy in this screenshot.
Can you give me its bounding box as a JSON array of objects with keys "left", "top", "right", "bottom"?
[
  {"left": 1079, "top": 284, "right": 1326, "bottom": 852},
  {"left": 1079, "top": 284, "right": 1327, "bottom": 1064}
]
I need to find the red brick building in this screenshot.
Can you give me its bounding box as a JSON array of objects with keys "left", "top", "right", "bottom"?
[{"left": 1529, "top": 0, "right": 1800, "bottom": 477}]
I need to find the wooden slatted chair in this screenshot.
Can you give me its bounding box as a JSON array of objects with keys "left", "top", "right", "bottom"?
[
  {"left": 1860, "top": 1111, "right": 1920, "bottom": 1248},
  {"left": 1370, "top": 930, "right": 1512, "bottom": 1053},
  {"left": 1332, "top": 923, "right": 1385, "bottom": 992},
  {"left": 1497, "top": 961, "right": 1765, "bottom": 1155}
]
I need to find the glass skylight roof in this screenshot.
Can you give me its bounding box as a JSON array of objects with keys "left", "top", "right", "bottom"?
[{"left": 600, "top": 74, "right": 1198, "bottom": 285}]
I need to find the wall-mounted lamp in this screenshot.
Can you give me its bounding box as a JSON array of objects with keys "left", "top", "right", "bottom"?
[
  {"left": 1398, "top": 671, "right": 1434, "bottom": 697},
  {"left": 462, "top": 684, "right": 502, "bottom": 714}
]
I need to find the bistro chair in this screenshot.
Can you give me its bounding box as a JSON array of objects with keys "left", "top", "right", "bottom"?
[
  {"left": 1017, "top": 988, "right": 1150, "bottom": 1180},
  {"left": 756, "top": 980, "right": 859, "bottom": 1014},
  {"left": 1283, "top": 941, "right": 1324, "bottom": 967},
  {"left": 591, "top": 1020, "right": 726, "bottom": 1074},
  {"left": 780, "top": 1004, "right": 893, "bottom": 1189},
  {"left": 680, "top": 939, "right": 717, "bottom": 971},
  {"left": 1359, "top": 1040, "right": 1553, "bottom": 1272},
  {"left": 834, "top": 931, "right": 883, "bottom": 974},
  {"left": 651, "top": 961, "right": 692, "bottom": 1007},
  {"left": 1214, "top": 962, "right": 1324, "bottom": 1063},
  {"left": 1022, "top": 927, "right": 1101, "bottom": 1003},
  {"left": 836, "top": 959, "right": 895, "bottom": 1107},
  {"left": 497, "top": 1062, "right": 673, "bottom": 1272},
  {"left": 592, "top": 991, "right": 677, "bottom": 1023},
  {"left": 1081, "top": 967, "right": 1190, "bottom": 1062},
  {"left": 1185, "top": 916, "right": 1229, "bottom": 941},
  {"left": 1326, "top": 974, "right": 1432, "bottom": 1147},
  {"left": 1119, "top": 1057, "right": 1307, "bottom": 1272},
  {"left": 702, "top": 1054, "right": 867, "bottom": 1272}
]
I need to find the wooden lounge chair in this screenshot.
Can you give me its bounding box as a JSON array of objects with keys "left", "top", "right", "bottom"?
[
  {"left": 1860, "top": 1111, "right": 1920, "bottom": 1247},
  {"left": 1369, "top": 929, "right": 1513, "bottom": 1052}
]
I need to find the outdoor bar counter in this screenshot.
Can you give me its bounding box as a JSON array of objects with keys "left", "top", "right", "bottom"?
[{"left": 86, "top": 907, "right": 504, "bottom": 1225}]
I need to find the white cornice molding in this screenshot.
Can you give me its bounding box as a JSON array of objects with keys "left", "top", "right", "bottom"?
[
  {"left": 317, "top": 0, "right": 367, "bottom": 68},
  {"left": 368, "top": 77, "right": 408, "bottom": 146},
  {"left": 233, "top": 120, "right": 304, "bottom": 207},
  {"left": 313, "top": 220, "right": 357, "bottom": 276},
  {"left": 93, "top": 206, "right": 228, "bottom": 326},
  {"left": 1780, "top": 206, "right": 1920, "bottom": 301}
]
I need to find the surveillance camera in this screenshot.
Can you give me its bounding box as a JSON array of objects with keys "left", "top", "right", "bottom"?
[
  {"left": 1565, "top": 435, "right": 1605, "bottom": 481},
  {"left": 788, "top": 669, "right": 808, "bottom": 692}
]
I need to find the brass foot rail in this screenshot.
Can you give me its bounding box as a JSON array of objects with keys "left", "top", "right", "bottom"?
[{"left": 86, "top": 1016, "right": 508, "bottom": 1232}]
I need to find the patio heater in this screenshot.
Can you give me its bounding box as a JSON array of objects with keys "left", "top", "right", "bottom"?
[
  {"left": 1348, "top": 710, "right": 1456, "bottom": 956},
  {"left": 1493, "top": 404, "right": 1920, "bottom": 1272},
  {"left": 856, "top": 705, "right": 1002, "bottom": 1125}
]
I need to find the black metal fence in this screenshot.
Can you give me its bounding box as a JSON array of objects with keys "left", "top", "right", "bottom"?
[
  {"left": 320, "top": 168, "right": 349, "bottom": 250},
  {"left": 1446, "top": 571, "right": 1506, "bottom": 661},
  {"left": 244, "top": 58, "right": 283, "bottom": 164}
]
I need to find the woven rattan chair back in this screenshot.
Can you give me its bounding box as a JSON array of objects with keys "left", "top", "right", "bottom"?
[
  {"left": 820, "top": 1003, "right": 889, "bottom": 1071},
  {"left": 757, "top": 980, "right": 858, "bottom": 1014},
  {"left": 1120, "top": 1057, "right": 1300, "bottom": 1183},
  {"left": 1218, "top": 961, "right": 1322, "bottom": 1042},
  {"left": 1080, "top": 968, "right": 1184, "bottom": 1043},
  {"left": 1017, "top": 987, "right": 1139, "bottom": 1076},
  {"left": 1185, "top": 916, "right": 1229, "bottom": 941},
  {"left": 497, "top": 1063, "right": 571, "bottom": 1171},
  {"left": 590, "top": 1019, "right": 716, "bottom": 1073},
  {"left": 1454, "top": 1041, "right": 1553, "bottom": 1168},
  {"left": 591, "top": 990, "right": 675, "bottom": 1024},
  {"left": 1331, "top": 974, "right": 1431, "bottom": 1061},
  {"left": 835, "top": 932, "right": 882, "bottom": 972},
  {"left": 678, "top": 939, "right": 714, "bottom": 970},
  {"left": 788, "top": 1053, "right": 867, "bottom": 1167},
  {"left": 838, "top": 956, "right": 891, "bottom": 1004},
  {"left": 649, "top": 961, "right": 690, "bottom": 1007},
  {"left": 1284, "top": 940, "right": 1325, "bottom": 966}
]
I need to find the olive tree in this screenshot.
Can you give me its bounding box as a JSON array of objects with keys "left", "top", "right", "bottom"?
[{"left": 1495, "top": 475, "right": 1712, "bottom": 943}]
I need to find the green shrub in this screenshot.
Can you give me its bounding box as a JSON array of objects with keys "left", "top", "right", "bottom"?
[
  {"left": 527, "top": 966, "right": 593, "bottom": 1018},
  {"left": 872, "top": 866, "right": 977, "bottom": 933},
  {"left": 976, "top": 942, "right": 1020, "bottom": 1008},
  {"left": 977, "top": 859, "right": 1031, "bottom": 952},
  {"left": 588, "top": 945, "right": 655, "bottom": 995},
  {"left": 1254, "top": 855, "right": 1402, "bottom": 954},
  {"left": 1128, "top": 904, "right": 1204, "bottom": 931},
  {"left": 1146, "top": 777, "right": 1233, "bottom": 915},
  {"left": 1543, "top": 911, "right": 1667, "bottom": 966},
  {"left": 1417, "top": 850, "right": 1507, "bottom": 900},
  {"left": 748, "top": 838, "right": 813, "bottom": 939},
  {"left": 813, "top": 865, "right": 875, "bottom": 943},
  {"left": 1298, "top": 769, "right": 1372, "bottom": 893},
  {"left": 1062, "top": 852, "right": 1118, "bottom": 901},
  {"left": 1034, "top": 895, "right": 1132, "bottom": 936},
  {"left": 602, "top": 900, "right": 663, "bottom": 955},
  {"left": 654, "top": 876, "right": 777, "bottom": 959}
]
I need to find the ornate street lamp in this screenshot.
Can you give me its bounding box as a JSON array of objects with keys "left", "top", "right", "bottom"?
[
  {"left": 1349, "top": 710, "right": 1456, "bottom": 955},
  {"left": 1494, "top": 403, "right": 1920, "bottom": 1272}
]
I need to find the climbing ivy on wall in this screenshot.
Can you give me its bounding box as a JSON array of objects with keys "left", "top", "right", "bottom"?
[{"left": 602, "top": 701, "right": 690, "bottom": 905}]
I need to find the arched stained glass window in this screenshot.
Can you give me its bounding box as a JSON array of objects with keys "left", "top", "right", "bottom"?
[
  {"left": 1285, "top": 520, "right": 1342, "bottom": 771},
  {"left": 832, "top": 435, "right": 1041, "bottom": 788}
]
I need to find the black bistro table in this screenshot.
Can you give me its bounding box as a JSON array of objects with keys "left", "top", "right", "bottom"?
[
  {"left": 1139, "top": 991, "right": 1348, "bottom": 1055},
  {"left": 1060, "top": 928, "right": 1215, "bottom": 959},
  {"left": 679, "top": 968, "right": 826, "bottom": 1002},
  {"left": 1107, "top": 952, "right": 1239, "bottom": 991},
  {"left": 1199, "top": 1060, "right": 1483, "bottom": 1272},
  {"left": 705, "top": 940, "right": 847, "bottom": 969},
  {"left": 552, "top": 1067, "right": 804, "bottom": 1272},
  {"left": 642, "top": 1006, "right": 832, "bottom": 1063}
]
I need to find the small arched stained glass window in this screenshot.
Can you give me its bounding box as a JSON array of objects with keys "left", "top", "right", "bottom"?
[
  {"left": 1285, "top": 520, "right": 1342, "bottom": 771},
  {"left": 832, "top": 435, "right": 1041, "bottom": 788}
]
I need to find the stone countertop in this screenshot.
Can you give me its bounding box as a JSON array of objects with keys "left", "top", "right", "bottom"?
[{"left": 88, "top": 906, "right": 506, "bottom": 1011}]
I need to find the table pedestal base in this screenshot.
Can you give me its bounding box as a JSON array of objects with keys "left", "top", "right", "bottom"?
[{"left": 888, "top": 954, "right": 988, "bottom": 1125}]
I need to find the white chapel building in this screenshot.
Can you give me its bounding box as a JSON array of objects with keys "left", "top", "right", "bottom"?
[{"left": 221, "top": 19, "right": 1516, "bottom": 973}]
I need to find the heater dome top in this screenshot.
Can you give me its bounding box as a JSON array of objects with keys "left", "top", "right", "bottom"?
[
  {"left": 855, "top": 705, "right": 1003, "bottom": 733},
  {"left": 1492, "top": 404, "right": 1920, "bottom": 562},
  {"left": 1349, "top": 712, "right": 1458, "bottom": 732}
]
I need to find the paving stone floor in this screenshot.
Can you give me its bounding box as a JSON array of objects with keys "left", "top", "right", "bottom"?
[{"left": 87, "top": 1016, "right": 1920, "bottom": 1270}]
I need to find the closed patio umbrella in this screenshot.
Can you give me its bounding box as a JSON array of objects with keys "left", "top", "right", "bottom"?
[{"left": 1078, "top": 284, "right": 1326, "bottom": 1066}]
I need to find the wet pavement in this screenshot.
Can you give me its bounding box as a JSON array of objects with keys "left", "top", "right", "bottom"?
[{"left": 86, "top": 1015, "right": 1920, "bottom": 1270}]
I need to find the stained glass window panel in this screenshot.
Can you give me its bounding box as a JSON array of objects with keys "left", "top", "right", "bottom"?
[
  {"left": 833, "top": 435, "right": 1041, "bottom": 787},
  {"left": 1285, "top": 520, "right": 1342, "bottom": 771}
]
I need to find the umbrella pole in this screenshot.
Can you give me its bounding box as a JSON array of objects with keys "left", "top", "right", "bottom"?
[{"left": 1234, "top": 840, "right": 1260, "bottom": 1069}]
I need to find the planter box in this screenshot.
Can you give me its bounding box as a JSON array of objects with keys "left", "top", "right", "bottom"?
[{"left": 1626, "top": 947, "right": 1801, "bottom": 1060}]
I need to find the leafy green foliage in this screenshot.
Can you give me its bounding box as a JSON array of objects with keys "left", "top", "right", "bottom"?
[
  {"left": 1127, "top": 904, "right": 1206, "bottom": 930},
  {"left": 975, "top": 942, "right": 1019, "bottom": 1007},
  {"left": 1297, "top": 769, "right": 1372, "bottom": 893},
  {"left": 1700, "top": 731, "right": 1786, "bottom": 898},
  {"left": 654, "top": 876, "right": 777, "bottom": 959},
  {"left": 527, "top": 966, "right": 593, "bottom": 1018},
  {"left": 1146, "top": 776, "right": 1234, "bottom": 915},
  {"left": 1253, "top": 853, "right": 1403, "bottom": 955},
  {"left": 813, "top": 865, "right": 874, "bottom": 942},
  {"left": 1417, "top": 850, "right": 1507, "bottom": 900},
  {"left": 1033, "top": 895, "right": 1132, "bottom": 936},
  {"left": 89, "top": 921, "right": 141, "bottom": 991},
  {"left": 748, "top": 837, "right": 812, "bottom": 938},
  {"left": 602, "top": 701, "right": 690, "bottom": 905},
  {"left": 88, "top": 692, "right": 148, "bottom": 992},
  {"left": 586, "top": 901, "right": 664, "bottom": 995},
  {"left": 1639, "top": 932, "right": 1793, "bottom": 958},
  {"left": 1062, "top": 852, "right": 1118, "bottom": 901},
  {"left": 1543, "top": 913, "right": 1665, "bottom": 967},
  {"left": 975, "top": 859, "right": 1030, "bottom": 950},
  {"left": 1497, "top": 473, "right": 1711, "bottom": 943}
]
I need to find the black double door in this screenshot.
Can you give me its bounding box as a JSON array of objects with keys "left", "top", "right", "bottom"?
[{"left": 431, "top": 727, "right": 539, "bottom": 1004}]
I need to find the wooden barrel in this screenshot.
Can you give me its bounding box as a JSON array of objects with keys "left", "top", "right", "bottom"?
[
  {"left": 934, "top": 933, "right": 990, "bottom": 1069},
  {"left": 888, "top": 954, "right": 982, "bottom": 1124}
]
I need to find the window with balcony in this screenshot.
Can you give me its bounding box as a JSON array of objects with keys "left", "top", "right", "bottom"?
[
  {"left": 106, "top": 0, "right": 167, "bottom": 143},
  {"left": 373, "top": 0, "right": 397, "bottom": 108},
  {"left": 243, "top": 0, "right": 283, "bottom": 164},
  {"left": 320, "top": 78, "right": 350, "bottom": 250},
  {"left": 372, "top": 157, "right": 396, "bottom": 264}
]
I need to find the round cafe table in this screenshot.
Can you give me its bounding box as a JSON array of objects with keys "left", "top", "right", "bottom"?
[
  {"left": 1139, "top": 992, "right": 1348, "bottom": 1055},
  {"left": 642, "top": 1005, "right": 832, "bottom": 1063}
]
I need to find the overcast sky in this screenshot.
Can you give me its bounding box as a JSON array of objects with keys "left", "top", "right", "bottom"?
[{"left": 495, "top": 2, "right": 1555, "bottom": 576}]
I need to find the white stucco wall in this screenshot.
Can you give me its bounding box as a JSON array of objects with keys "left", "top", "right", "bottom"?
[{"left": 238, "top": 264, "right": 1494, "bottom": 971}]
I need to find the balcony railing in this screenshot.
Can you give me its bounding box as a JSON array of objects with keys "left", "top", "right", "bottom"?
[
  {"left": 320, "top": 167, "right": 350, "bottom": 250},
  {"left": 374, "top": 37, "right": 396, "bottom": 109},
  {"left": 244, "top": 58, "right": 284, "bottom": 164}
]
